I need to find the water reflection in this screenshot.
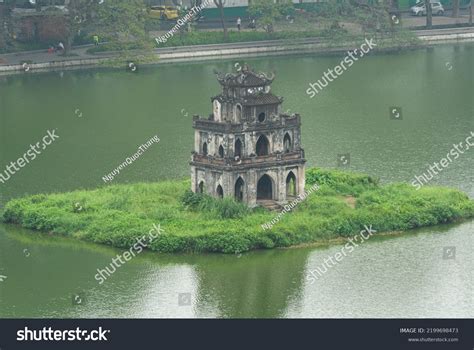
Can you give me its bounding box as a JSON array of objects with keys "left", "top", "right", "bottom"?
[{"left": 1, "top": 220, "right": 472, "bottom": 318}]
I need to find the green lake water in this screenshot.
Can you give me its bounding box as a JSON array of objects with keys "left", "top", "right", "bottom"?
[{"left": 0, "top": 43, "right": 472, "bottom": 318}]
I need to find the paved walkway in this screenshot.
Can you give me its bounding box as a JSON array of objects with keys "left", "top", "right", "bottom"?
[{"left": 0, "top": 45, "right": 100, "bottom": 66}]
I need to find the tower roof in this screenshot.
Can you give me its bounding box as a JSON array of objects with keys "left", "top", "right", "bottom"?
[
  {"left": 242, "top": 94, "right": 283, "bottom": 106},
  {"left": 215, "top": 65, "right": 275, "bottom": 88}
]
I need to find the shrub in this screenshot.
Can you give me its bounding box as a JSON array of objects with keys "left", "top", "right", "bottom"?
[
  {"left": 181, "top": 190, "right": 250, "bottom": 219},
  {"left": 181, "top": 190, "right": 206, "bottom": 209},
  {"left": 212, "top": 198, "right": 250, "bottom": 219}
]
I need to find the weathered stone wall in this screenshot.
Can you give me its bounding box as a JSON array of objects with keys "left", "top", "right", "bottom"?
[
  {"left": 195, "top": 128, "right": 302, "bottom": 158},
  {"left": 191, "top": 164, "right": 305, "bottom": 207}
]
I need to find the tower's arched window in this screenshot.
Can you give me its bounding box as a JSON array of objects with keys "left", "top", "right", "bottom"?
[
  {"left": 284, "top": 133, "right": 292, "bottom": 153},
  {"left": 258, "top": 112, "right": 266, "bottom": 123},
  {"left": 218, "top": 145, "right": 225, "bottom": 158},
  {"left": 256, "top": 135, "right": 269, "bottom": 156},
  {"left": 236, "top": 104, "right": 242, "bottom": 120},
  {"left": 235, "top": 139, "right": 242, "bottom": 158},
  {"left": 202, "top": 142, "right": 208, "bottom": 155}
]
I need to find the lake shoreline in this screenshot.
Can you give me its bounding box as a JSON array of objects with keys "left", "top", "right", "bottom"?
[
  {"left": 1, "top": 27, "right": 473, "bottom": 76},
  {"left": 284, "top": 217, "right": 473, "bottom": 250},
  {"left": 2, "top": 217, "right": 472, "bottom": 258}
]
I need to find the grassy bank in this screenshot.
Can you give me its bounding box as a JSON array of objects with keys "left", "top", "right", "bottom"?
[
  {"left": 87, "top": 30, "right": 325, "bottom": 54},
  {"left": 2, "top": 168, "right": 473, "bottom": 254},
  {"left": 86, "top": 28, "right": 420, "bottom": 54}
]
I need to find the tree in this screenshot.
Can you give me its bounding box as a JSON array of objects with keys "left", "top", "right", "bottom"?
[
  {"left": 248, "top": 0, "right": 294, "bottom": 33},
  {"left": 53, "top": 0, "right": 149, "bottom": 55},
  {"left": 425, "top": 0, "right": 432, "bottom": 29},
  {"left": 470, "top": 0, "right": 473, "bottom": 25},
  {"left": 61, "top": 0, "right": 97, "bottom": 54},
  {"left": 0, "top": 0, "right": 17, "bottom": 52},
  {"left": 0, "top": 3, "right": 6, "bottom": 51},
  {"left": 96, "top": 0, "right": 149, "bottom": 49},
  {"left": 213, "top": 0, "right": 227, "bottom": 40},
  {"left": 452, "top": 0, "right": 460, "bottom": 18},
  {"left": 390, "top": 0, "right": 400, "bottom": 8}
]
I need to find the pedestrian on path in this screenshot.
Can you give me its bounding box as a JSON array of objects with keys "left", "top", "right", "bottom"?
[
  {"left": 57, "top": 41, "right": 65, "bottom": 53},
  {"left": 249, "top": 18, "right": 256, "bottom": 30},
  {"left": 93, "top": 35, "right": 99, "bottom": 46},
  {"left": 237, "top": 17, "right": 242, "bottom": 32}
]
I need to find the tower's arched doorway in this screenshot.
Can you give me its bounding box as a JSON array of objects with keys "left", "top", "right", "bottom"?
[
  {"left": 286, "top": 172, "right": 297, "bottom": 198},
  {"left": 256, "top": 135, "right": 269, "bottom": 156},
  {"left": 235, "top": 177, "right": 244, "bottom": 202},
  {"left": 198, "top": 181, "right": 204, "bottom": 193},
  {"left": 216, "top": 185, "right": 224, "bottom": 199},
  {"left": 257, "top": 174, "right": 273, "bottom": 200},
  {"left": 235, "top": 139, "right": 242, "bottom": 158},
  {"left": 198, "top": 181, "right": 205, "bottom": 193}
]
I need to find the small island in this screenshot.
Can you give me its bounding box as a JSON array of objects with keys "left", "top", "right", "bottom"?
[
  {"left": 2, "top": 67, "right": 472, "bottom": 254},
  {"left": 2, "top": 168, "right": 473, "bottom": 254}
]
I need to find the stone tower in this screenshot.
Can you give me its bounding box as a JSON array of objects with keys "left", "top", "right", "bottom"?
[{"left": 190, "top": 65, "right": 306, "bottom": 208}]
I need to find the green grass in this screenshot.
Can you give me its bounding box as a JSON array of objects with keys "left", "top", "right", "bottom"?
[
  {"left": 86, "top": 27, "right": 419, "bottom": 54},
  {"left": 86, "top": 30, "right": 323, "bottom": 53},
  {"left": 2, "top": 168, "right": 473, "bottom": 254}
]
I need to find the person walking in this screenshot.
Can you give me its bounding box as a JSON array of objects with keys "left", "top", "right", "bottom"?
[
  {"left": 250, "top": 18, "right": 256, "bottom": 29},
  {"left": 237, "top": 17, "right": 242, "bottom": 32},
  {"left": 93, "top": 35, "right": 99, "bottom": 46}
]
